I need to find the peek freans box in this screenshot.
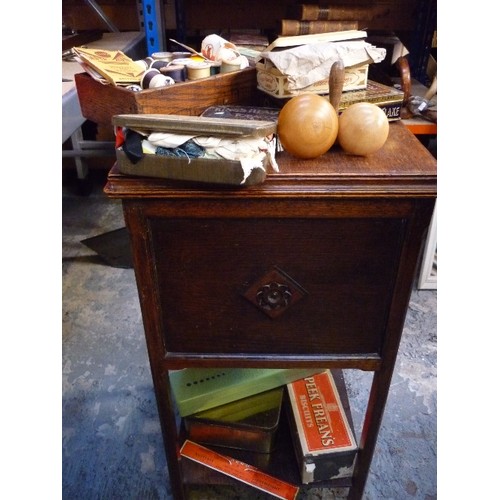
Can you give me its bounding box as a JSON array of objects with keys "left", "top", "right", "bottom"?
[{"left": 286, "top": 370, "right": 357, "bottom": 484}]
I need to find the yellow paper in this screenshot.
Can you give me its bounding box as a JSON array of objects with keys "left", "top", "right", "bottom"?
[{"left": 73, "top": 47, "right": 144, "bottom": 85}]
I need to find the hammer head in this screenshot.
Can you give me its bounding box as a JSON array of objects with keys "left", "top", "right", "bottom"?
[{"left": 408, "top": 95, "right": 430, "bottom": 114}]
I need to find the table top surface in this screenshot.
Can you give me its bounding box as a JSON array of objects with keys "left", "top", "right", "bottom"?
[{"left": 105, "top": 121, "right": 436, "bottom": 199}]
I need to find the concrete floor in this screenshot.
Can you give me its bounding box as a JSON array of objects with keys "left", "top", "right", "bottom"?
[{"left": 62, "top": 167, "right": 437, "bottom": 500}]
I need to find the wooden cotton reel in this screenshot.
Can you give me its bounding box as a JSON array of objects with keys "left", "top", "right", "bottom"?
[
  {"left": 277, "top": 60, "right": 344, "bottom": 160},
  {"left": 333, "top": 58, "right": 390, "bottom": 156}
]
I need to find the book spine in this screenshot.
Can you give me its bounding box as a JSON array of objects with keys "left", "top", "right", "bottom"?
[
  {"left": 280, "top": 19, "right": 359, "bottom": 36},
  {"left": 294, "top": 4, "right": 389, "bottom": 21}
]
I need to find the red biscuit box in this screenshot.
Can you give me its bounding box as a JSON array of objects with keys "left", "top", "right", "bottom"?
[{"left": 286, "top": 370, "right": 357, "bottom": 484}]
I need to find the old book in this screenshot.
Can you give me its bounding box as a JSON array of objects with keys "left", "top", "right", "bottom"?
[
  {"left": 227, "top": 31, "right": 269, "bottom": 52},
  {"left": 293, "top": 4, "right": 390, "bottom": 21},
  {"left": 280, "top": 19, "right": 359, "bottom": 36}
]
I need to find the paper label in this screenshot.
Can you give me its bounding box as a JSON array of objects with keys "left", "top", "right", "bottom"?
[
  {"left": 288, "top": 371, "right": 356, "bottom": 455},
  {"left": 180, "top": 440, "right": 299, "bottom": 500}
]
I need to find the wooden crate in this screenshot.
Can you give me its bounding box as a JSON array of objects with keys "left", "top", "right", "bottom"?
[{"left": 74, "top": 67, "right": 260, "bottom": 125}]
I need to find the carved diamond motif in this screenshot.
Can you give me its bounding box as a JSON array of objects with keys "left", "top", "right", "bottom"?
[{"left": 243, "top": 266, "right": 308, "bottom": 318}]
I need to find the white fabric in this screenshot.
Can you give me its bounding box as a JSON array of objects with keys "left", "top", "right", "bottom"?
[
  {"left": 263, "top": 41, "right": 386, "bottom": 90},
  {"left": 148, "top": 132, "right": 195, "bottom": 148},
  {"left": 146, "top": 132, "right": 279, "bottom": 183}
]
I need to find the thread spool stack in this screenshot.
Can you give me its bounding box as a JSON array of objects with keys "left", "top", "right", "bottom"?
[
  {"left": 141, "top": 68, "right": 175, "bottom": 89},
  {"left": 160, "top": 64, "right": 186, "bottom": 82},
  {"left": 186, "top": 62, "right": 211, "bottom": 80},
  {"left": 152, "top": 52, "right": 173, "bottom": 62}
]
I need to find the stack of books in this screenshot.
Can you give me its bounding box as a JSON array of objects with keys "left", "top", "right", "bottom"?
[
  {"left": 279, "top": 4, "right": 357, "bottom": 36},
  {"left": 278, "top": 3, "right": 394, "bottom": 36},
  {"left": 276, "top": 3, "right": 390, "bottom": 36},
  {"left": 171, "top": 367, "right": 358, "bottom": 494}
]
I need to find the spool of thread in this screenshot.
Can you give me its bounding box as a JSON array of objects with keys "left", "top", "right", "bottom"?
[
  {"left": 151, "top": 51, "right": 173, "bottom": 62},
  {"left": 150, "top": 75, "right": 175, "bottom": 88},
  {"left": 190, "top": 55, "right": 205, "bottom": 63},
  {"left": 171, "top": 58, "right": 193, "bottom": 68},
  {"left": 171, "top": 51, "right": 191, "bottom": 60},
  {"left": 220, "top": 58, "right": 242, "bottom": 73},
  {"left": 186, "top": 62, "right": 211, "bottom": 80},
  {"left": 170, "top": 58, "right": 195, "bottom": 82},
  {"left": 134, "top": 59, "right": 150, "bottom": 71},
  {"left": 209, "top": 61, "right": 221, "bottom": 75},
  {"left": 141, "top": 68, "right": 160, "bottom": 88},
  {"left": 141, "top": 68, "right": 175, "bottom": 89},
  {"left": 151, "top": 60, "right": 170, "bottom": 71},
  {"left": 160, "top": 64, "right": 186, "bottom": 82},
  {"left": 125, "top": 84, "right": 142, "bottom": 92}
]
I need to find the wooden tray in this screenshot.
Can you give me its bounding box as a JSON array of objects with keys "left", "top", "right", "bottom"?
[{"left": 74, "top": 67, "right": 260, "bottom": 125}]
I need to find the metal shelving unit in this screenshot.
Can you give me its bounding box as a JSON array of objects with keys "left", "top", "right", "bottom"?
[{"left": 137, "top": 0, "right": 166, "bottom": 53}]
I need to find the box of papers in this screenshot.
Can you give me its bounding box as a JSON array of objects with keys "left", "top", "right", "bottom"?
[{"left": 256, "top": 30, "right": 386, "bottom": 98}]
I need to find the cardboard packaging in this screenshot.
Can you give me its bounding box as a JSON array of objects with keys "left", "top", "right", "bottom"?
[
  {"left": 256, "top": 30, "right": 386, "bottom": 98},
  {"left": 111, "top": 113, "right": 277, "bottom": 187},
  {"left": 287, "top": 370, "right": 357, "bottom": 484},
  {"left": 180, "top": 440, "right": 300, "bottom": 500},
  {"left": 257, "top": 62, "right": 369, "bottom": 98}
]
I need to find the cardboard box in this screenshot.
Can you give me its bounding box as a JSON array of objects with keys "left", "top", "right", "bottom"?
[
  {"left": 112, "top": 113, "right": 277, "bottom": 187},
  {"left": 287, "top": 370, "right": 357, "bottom": 484},
  {"left": 256, "top": 61, "right": 368, "bottom": 98},
  {"left": 74, "top": 66, "right": 259, "bottom": 125},
  {"left": 256, "top": 30, "right": 386, "bottom": 98}
]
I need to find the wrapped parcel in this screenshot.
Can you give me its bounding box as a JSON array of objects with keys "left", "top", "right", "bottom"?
[{"left": 256, "top": 30, "right": 387, "bottom": 97}]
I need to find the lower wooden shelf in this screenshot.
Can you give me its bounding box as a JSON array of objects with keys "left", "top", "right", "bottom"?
[{"left": 177, "top": 370, "right": 355, "bottom": 492}]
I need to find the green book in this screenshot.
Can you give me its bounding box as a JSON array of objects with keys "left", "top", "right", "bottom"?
[{"left": 169, "top": 367, "right": 325, "bottom": 417}]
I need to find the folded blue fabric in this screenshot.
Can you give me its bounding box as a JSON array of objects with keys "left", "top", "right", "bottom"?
[{"left": 156, "top": 139, "right": 205, "bottom": 159}]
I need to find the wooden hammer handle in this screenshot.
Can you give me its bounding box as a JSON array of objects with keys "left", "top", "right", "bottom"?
[
  {"left": 424, "top": 75, "right": 437, "bottom": 102},
  {"left": 329, "top": 58, "right": 345, "bottom": 114},
  {"left": 396, "top": 56, "right": 412, "bottom": 106}
]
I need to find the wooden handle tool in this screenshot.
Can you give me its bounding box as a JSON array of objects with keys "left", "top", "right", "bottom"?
[{"left": 329, "top": 58, "right": 345, "bottom": 114}]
